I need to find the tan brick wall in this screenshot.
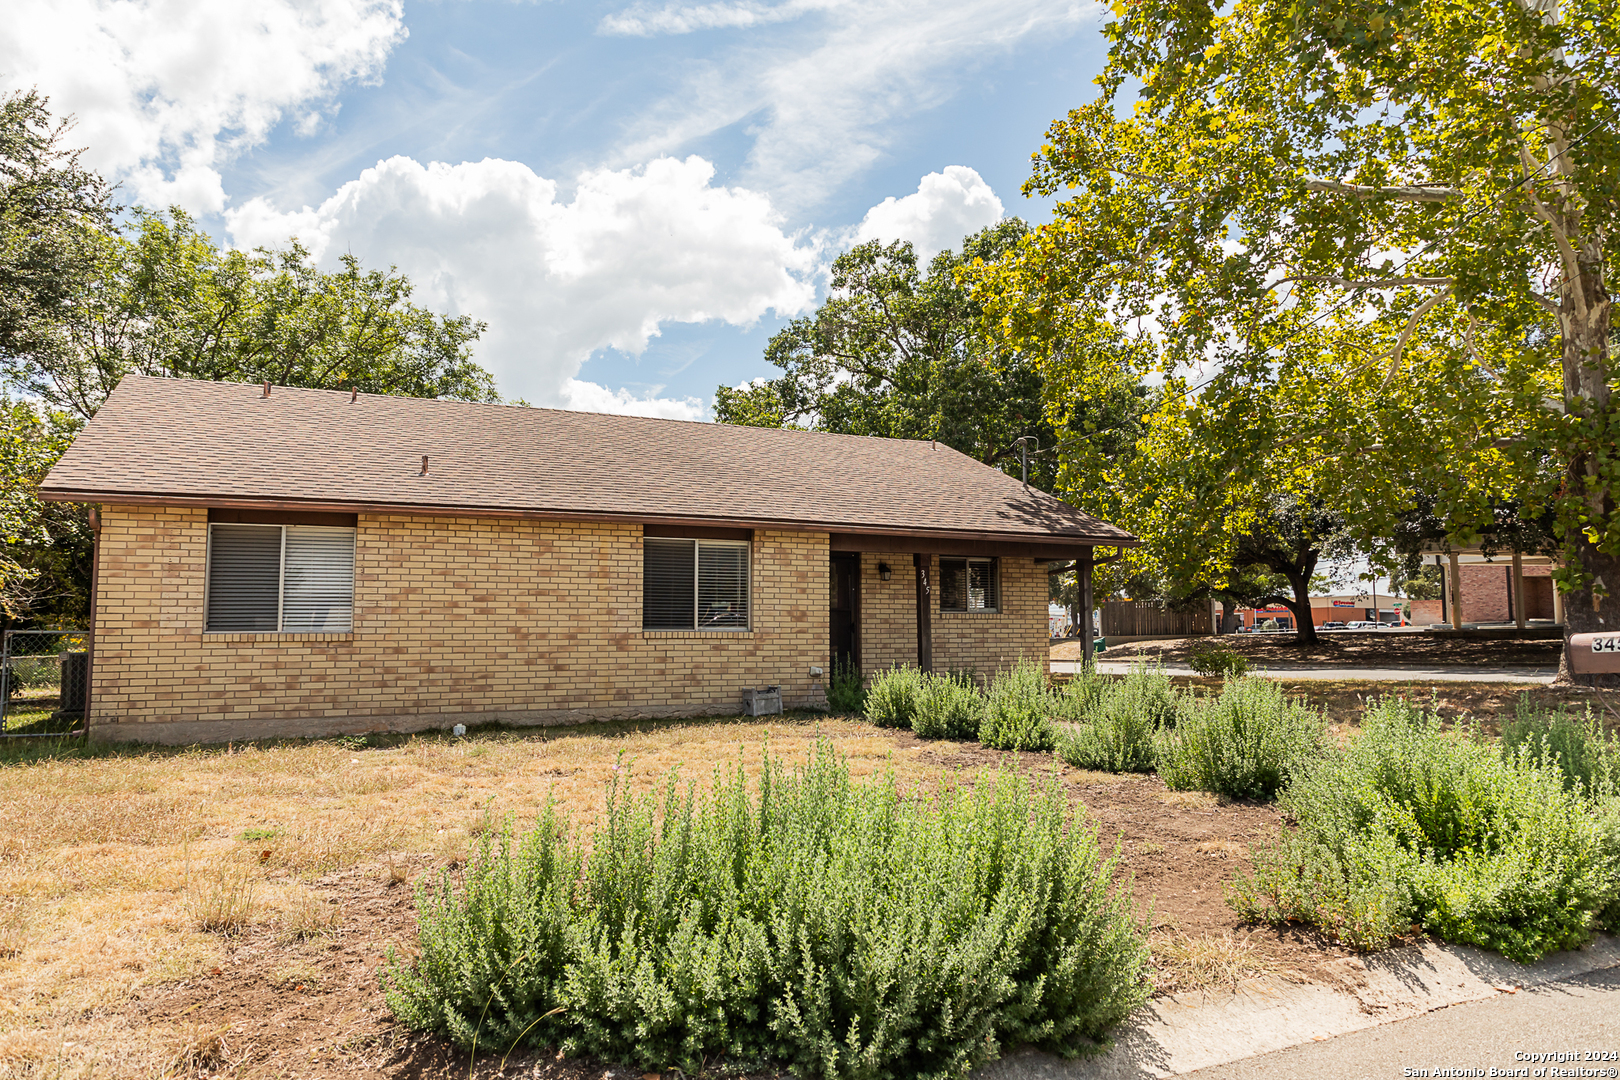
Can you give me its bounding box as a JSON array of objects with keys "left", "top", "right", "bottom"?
[
  {"left": 1407, "top": 598, "right": 1444, "bottom": 625},
  {"left": 857, "top": 553, "right": 1049, "bottom": 681},
  {"left": 90, "top": 506, "right": 829, "bottom": 740}
]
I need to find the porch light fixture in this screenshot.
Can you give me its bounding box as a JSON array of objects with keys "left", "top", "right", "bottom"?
[{"left": 878, "top": 563, "right": 892, "bottom": 581}]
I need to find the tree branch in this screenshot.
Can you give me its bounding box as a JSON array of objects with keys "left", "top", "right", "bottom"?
[
  {"left": 1295, "top": 275, "right": 1453, "bottom": 289},
  {"left": 1304, "top": 178, "right": 1464, "bottom": 202},
  {"left": 1379, "top": 285, "right": 1452, "bottom": 388}
]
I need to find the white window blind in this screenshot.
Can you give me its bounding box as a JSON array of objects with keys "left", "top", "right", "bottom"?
[
  {"left": 940, "top": 558, "right": 998, "bottom": 612},
  {"left": 282, "top": 527, "right": 355, "bottom": 632},
  {"left": 643, "top": 538, "right": 749, "bottom": 630},
  {"left": 698, "top": 543, "right": 748, "bottom": 628},
  {"left": 206, "top": 523, "right": 356, "bottom": 633}
]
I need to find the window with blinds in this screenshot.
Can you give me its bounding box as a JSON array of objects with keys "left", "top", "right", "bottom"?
[
  {"left": 206, "top": 523, "right": 356, "bottom": 633},
  {"left": 643, "top": 538, "right": 749, "bottom": 630},
  {"left": 940, "top": 557, "right": 999, "bottom": 612}
]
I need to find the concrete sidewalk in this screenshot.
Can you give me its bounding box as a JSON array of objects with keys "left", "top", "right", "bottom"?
[
  {"left": 974, "top": 936, "right": 1620, "bottom": 1079},
  {"left": 1053, "top": 659, "right": 1557, "bottom": 684},
  {"left": 1182, "top": 966, "right": 1620, "bottom": 1079}
]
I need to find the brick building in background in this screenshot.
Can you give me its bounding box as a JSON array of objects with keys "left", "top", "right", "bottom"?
[
  {"left": 1440, "top": 558, "right": 1559, "bottom": 625},
  {"left": 41, "top": 377, "right": 1135, "bottom": 744}
]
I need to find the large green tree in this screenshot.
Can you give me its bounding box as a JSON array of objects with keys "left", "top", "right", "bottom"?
[
  {"left": 716, "top": 223, "right": 1142, "bottom": 491},
  {"left": 978, "top": 0, "right": 1618, "bottom": 680},
  {"left": 0, "top": 90, "right": 114, "bottom": 375},
  {"left": 0, "top": 398, "right": 84, "bottom": 626},
  {"left": 6, "top": 208, "right": 495, "bottom": 419}
]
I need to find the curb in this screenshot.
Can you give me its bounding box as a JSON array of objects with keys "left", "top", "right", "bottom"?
[{"left": 975, "top": 935, "right": 1620, "bottom": 1079}]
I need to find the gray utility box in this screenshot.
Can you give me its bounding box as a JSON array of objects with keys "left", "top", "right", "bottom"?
[
  {"left": 1568, "top": 632, "right": 1620, "bottom": 675},
  {"left": 743, "top": 686, "right": 783, "bottom": 716}
]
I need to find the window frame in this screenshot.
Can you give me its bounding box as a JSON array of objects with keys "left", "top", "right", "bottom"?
[
  {"left": 203, "top": 521, "right": 356, "bottom": 634},
  {"left": 938, "top": 556, "right": 1000, "bottom": 614},
  {"left": 641, "top": 536, "right": 752, "bottom": 632}
]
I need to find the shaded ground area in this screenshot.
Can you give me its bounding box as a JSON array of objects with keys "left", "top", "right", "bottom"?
[{"left": 1057, "top": 631, "right": 1563, "bottom": 668}]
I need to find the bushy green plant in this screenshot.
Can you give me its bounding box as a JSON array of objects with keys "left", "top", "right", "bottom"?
[
  {"left": 825, "top": 658, "right": 867, "bottom": 716},
  {"left": 1231, "top": 698, "right": 1619, "bottom": 961},
  {"left": 864, "top": 665, "right": 924, "bottom": 730},
  {"left": 1057, "top": 708, "right": 1157, "bottom": 774},
  {"left": 385, "top": 744, "right": 1153, "bottom": 1078},
  {"left": 1501, "top": 698, "right": 1619, "bottom": 798},
  {"left": 1187, "top": 642, "right": 1249, "bottom": 678},
  {"left": 978, "top": 659, "right": 1055, "bottom": 752},
  {"left": 912, "top": 672, "right": 985, "bottom": 741},
  {"left": 1054, "top": 666, "right": 1180, "bottom": 774},
  {"left": 1156, "top": 678, "right": 1322, "bottom": 800},
  {"left": 1050, "top": 668, "right": 1109, "bottom": 723},
  {"left": 1596, "top": 796, "right": 1620, "bottom": 932}
]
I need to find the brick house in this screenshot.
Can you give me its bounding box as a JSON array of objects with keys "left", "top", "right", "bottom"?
[{"left": 41, "top": 376, "right": 1134, "bottom": 744}]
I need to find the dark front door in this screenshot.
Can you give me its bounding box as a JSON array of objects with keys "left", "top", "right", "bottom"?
[{"left": 831, "top": 554, "right": 859, "bottom": 669}]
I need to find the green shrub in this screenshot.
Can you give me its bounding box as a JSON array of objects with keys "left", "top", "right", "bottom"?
[
  {"left": 912, "top": 672, "right": 985, "bottom": 741},
  {"left": 1054, "top": 666, "right": 1180, "bottom": 774},
  {"left": 825, "top": 658, "right": 867, "bottom": 716},
  {"left": 1597, "top": 796, "right": 1620, "bottom": 933},
  {"left": 385, "top": 743, "right": 1153, "bottom": 1078},
  {"left": 979, "top": 659, "right": 1056, "bottom": 752},
  {"left": 1187, "top": 642, "right": 1249, "bottom": 678},
  {"left": 1057, "top": 709, "right": 1157, "bottom": 774},
  {"left": 1501, "top": 698, "right": 1619, "bottom": 798},
  {"left": 1157, "top": 678, "right": 1323, "bottom": 800},
  {"left": 864, "top": 665, "right": 925, "bottom": 730},
  {"left": 1050, "top": 668, "right": 1109, "bottom": 723},
  {"left": 1230, "top": 698, "right": 1618, "bottom": 961}
]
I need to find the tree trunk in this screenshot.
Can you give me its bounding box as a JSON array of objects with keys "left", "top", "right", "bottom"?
[
  {"left": 1556, "top": 233, "right": 1615, "bottom": 685},
  {"left": 1220, "top": 599, "right": 1234, "bottom": 635},
  {"left": 1286, "top": 573, "right": 1318, "bottom": 645},
  {"left": 1558, "top": 539, "right": 1620, "bottom": 688}
]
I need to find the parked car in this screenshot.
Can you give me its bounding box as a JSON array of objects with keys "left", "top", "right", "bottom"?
[{"left": 1319, "top": 621, "right": 1347, "bottom": 630}]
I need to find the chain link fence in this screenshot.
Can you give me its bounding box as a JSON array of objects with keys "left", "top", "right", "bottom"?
[{"left": 1, "top": 630, "right": 89, "bottom": 738}]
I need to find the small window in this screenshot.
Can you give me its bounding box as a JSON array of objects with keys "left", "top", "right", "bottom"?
[
  {"left": 643, "top": 538, "right": 749, "bottom": 630},
  {"left": 206, "top": 523, "right": 355, "bottom": 633},
  {"left": 940, "top": 557, "right": 998, "bottom": 612}
]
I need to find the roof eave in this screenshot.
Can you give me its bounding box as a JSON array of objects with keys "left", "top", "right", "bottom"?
[{"left": 38, "top": 487, "right": 1141, "bottom": 548}]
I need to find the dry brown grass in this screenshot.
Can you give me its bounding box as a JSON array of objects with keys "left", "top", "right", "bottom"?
[
  {"left": 1151, "top": 930, "right": 1277, "bottom": 994},
  {"left": 0, "top": 716, "right": 939, "bottom": 1076}
]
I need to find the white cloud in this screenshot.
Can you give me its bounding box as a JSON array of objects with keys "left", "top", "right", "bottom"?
[
  {"left": 853, "top": 166, "right": 1002, "bottom": 263},
  {"left": 557, "top": 379, "right": 706, "bottom": 420},
  {"left": 602, "top": 0, "right": 844, "bottom": 35},
  {"left": 608, "top": 0, "right": 1100, "bottom": 210},
  {"left": 0, "top": 0, "right": 405, "bottom": 213},
  {"left": 226, "top": 154, "right": 819, "bottom": 412}
]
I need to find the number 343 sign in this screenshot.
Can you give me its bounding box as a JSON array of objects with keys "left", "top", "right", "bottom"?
[{"left": 1571, "top": 633, "right": 1620, "bottom": 673}]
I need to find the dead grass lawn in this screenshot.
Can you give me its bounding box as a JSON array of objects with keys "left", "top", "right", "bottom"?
[{"left": 0, "top": 716, "right": 936, "bottom": 1078}]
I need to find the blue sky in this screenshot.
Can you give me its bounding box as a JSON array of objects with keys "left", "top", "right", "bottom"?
[{"left": 4, "top": 0, "right": 1112, "bottom": 416}]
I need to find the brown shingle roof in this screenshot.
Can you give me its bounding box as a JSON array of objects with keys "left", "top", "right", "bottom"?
[{"left": 40, "top": 376, "right": 1136, "bottom": 546}]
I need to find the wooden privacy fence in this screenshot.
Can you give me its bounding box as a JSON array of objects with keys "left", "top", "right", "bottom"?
[{"left": 1100, "top": 601, "right": 1212, "bottom": 638}]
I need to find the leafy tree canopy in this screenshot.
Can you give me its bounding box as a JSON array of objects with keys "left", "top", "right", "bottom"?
[
  {"left": 5, "top": 208, "right": 495, "bottom": 418},
  {"left": 976, "top": 0, "right": 1617, "bottom": 672},
  {"left": 0, "top": 90, "right": 115, "bottom": 372},
  {"left": 718, "top": 222, "right": 1149, "bottom": 493},
  {"left": 0, "top": 398, "right": 85, "bottom": 623}
]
